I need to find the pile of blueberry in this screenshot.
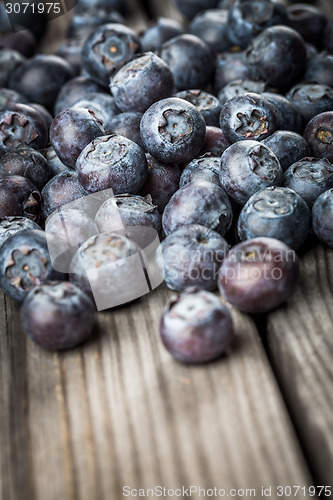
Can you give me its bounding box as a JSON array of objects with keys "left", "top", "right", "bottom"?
[{"left": 0, "top": 0, "right": 332, "bottom": 363}]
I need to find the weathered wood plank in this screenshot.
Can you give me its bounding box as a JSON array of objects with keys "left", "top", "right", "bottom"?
[
  {"left": 0, "top": 285, "right": 314, "bottom": 500},
  {"left": 266, "top": 242, "right": 333, "bottom": 487}
]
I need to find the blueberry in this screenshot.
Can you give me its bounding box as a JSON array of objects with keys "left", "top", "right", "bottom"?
[
  {"left": 227, "top": 0, "right": 287, "bottom": 49},
  {"left": 0, "top": 103, "right": 48, "bottom": 154},
  {"left": 0, "top": 175, "right": 41, "bottom": 222},
  {"left": 201, "top": 126, "right": 231, "bottom": 157},
  {"left": 160, "top": 287, "right": 234, "bottom": 363},
  {"left": 0, "top": 88, "right": 28, "bottom": 109},
  {"left": 286, "top": 3, "right": 327, "bottom": 49},
  {"left": 220, "top": 140, "right": 282, "bottom": 205},
  {"left": 95, "top": 194, "right": 162, "bottom": 235},
  {"left": 0, "top": 148, "right": 50, "bottom": 190},
  {"left": 261, "top": 91, "right": 303, "bottom": 134},
  {"left": 68, "top": 7, "right": 125, "bottom": 39},
  {"left": 0, "top": 216, "right": 40, "bottom": 248},
  {"left": 303, "top": 112, "right": 333, "bottom": 163},
  {"left": 9, "top": 55, "right": 74, "bottom": 112},
  {"left": 189, "top": 9, "right": 230, "bottom": 54},
  {"left": 140, "top": 17, "right": 184, "bottom": 52},
  {"left": 110, "top": 53, "right": 174, "bottom": 114},
  {"left": 45, "top": 208, "right": 99, "bottom": 252},
  {"left": 0, "top": 229, "right": 65, "bottom": 302},
  {"left": 218, "top": 237, "right": 299, "bottom": 313},
  {"left": 174, "top": 90, "right": 221, "bottom": 127},
  {"left": 41, "top": 171, "right": 87, "bottom": 219},
  {"left": 245, "top": 26, "right": 307, "bottom": 89},
  {"left": 138, "top": 154, "right": 181, "bottom": 212},
  {"left": 218, "top": 79, "right": 268, "bottom": 106},
  {"left": 237, "top": 186, "right": 310, "bottom": 249},
  {"left": 55, "top": 33, "right": 88, "bottom": 75},
  {"left": 160, "top": 34, "right": 214, "bottom": 91},
  {"left": 0, "top": 28, "right": 36, "bottom": 58},
  {"left": 54, "top": 76, "right": 106, "bottom": 116},
  {"left": 305, "top": 54, "right": 333, "bottom": 88},
  {"left": 50, "top": 107, "right": 105, "bottom": 168},
  {"left": 76, "top": 135, "right": 148, "bottom": 195},
  {"left": 69, "top": 232, "right": 142, "bottom": 305},
  {"left": 262, "top": 131, "right": 311, "bottom": 172},
  {"left": 0, "top": 48, "right": 25, "bottom": 88},
  {"left": 158, "top": 224, "right": 229, "bottom": 291},
  {"left": 140, "top": 97, "right": 206, "bottom": 165},
  {"left": 219, "top": 92, "right": 278, "bottom": 144},
  {"left": 82, "top": 23, "right": 141, "bottom": 87},
  {"left": 108, "top": 112, "right": 144, "bottom": 148},
  {"left": 286, "top": 83, "right": 333, "bottom": 126},
  {"left": 162, "top": 181, "right": 233, "bottom": 237},
  {"left": 283, "top": 157, "right": 333, "bottom": 207},
  {"left": 174, "top": 0, "right": 219, "bottom": 19},
  {"left": 214, "top": 50, "right": 250, "bottom": 94},
  {"left": 312, "top": 189, "right": 333, "bottom": 248},
  {"left": 73, "top": 92, "right": 120, "bottom": 130},
  {"left": 180, "top": 155, "right": 221, "bottom": 188},
  {"left": 21, "top": 281, "right": 95, "bottom": 350}
]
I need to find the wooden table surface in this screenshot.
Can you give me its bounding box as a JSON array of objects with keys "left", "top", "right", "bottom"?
[{"left": 0, "top": 1, "right": 333, "bottom": 499}]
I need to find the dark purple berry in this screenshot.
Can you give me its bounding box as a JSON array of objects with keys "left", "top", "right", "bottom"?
[
  {"left": 180, "top": 155, "right": 221, "bottom": 188},
  {"left": 160, "top": 34, "right": 214, "bottom": 91},
  {"left": 76, "top": 134, "right": 148, "bottom": 195},
  {"left": 82, "top": 23, "right": 141, "bottom": 87},
  {"left": 9, "top": 55, "right": 74, "bottom": 112},
  {"left": 50, "top": 107, "right": 105, "bottom": 168},
  {"left": 41, "top": 171, "right": 87, "bottom": 219},
  {"left": 286, "top": 83, "right": 333, "bottom": 126},
  {"left": 157, "top": 224, "right": 229, "bottom": 291},
  {"left": 162, "top": 181, "right": 233, "bottom": 237},
  {"left": 108, "top": 112, "right": 143, "bottom": 148},
  {"left": 220, "top": 140, "right": 282, "bottom": 205},
  {"left": 138, "top": 155, "right": 181, "bottom": 212},
  {"left": 21, "top": 281, "right": 95, "bottom": 350},
  {"left": 95, "top": 194, "right": 162, "bottom": 235},
  {"left": 0, "top": 175, "right": 41, "bottom": 222},
  {"left": 286, "top": 3, "right": 327, "bottom": 49},
  {"left": 160, "top": 287, "right": 234, "bottom": 363},
  {"left": 201, "top": 126, "right": 231, "bottom": 157},
  {"left": 312, "top": 189, "right": 333, "bottom": 248},
  {"left": 175, "top": 89, "right": 221, "bottom": 127},
  {"left": 140, "top": 97, "right": 206, "bottom": 165},
  {"left": 0, "top": 103, "right": 48, "bottom": 154},
  {"left": 0, "top": 147, "right": 50, "bottom": 190},
  {"left": 54, "top": 76, "right": 106, "bottom": 116},
  {"left": 0, "top": 216, "right": 40, "bottom": 247},
  {"left": 245, "top": 26, "right": 307, "bottom": 90},
  {"left": 219, "top": 93, "right": 278, "bottom": 144},
  {"left": 262, "top": 131, "right": 311, "bottom": 172},
  {"left": 110, "top": 52, "right": 174, "bottom": 113},
  {"left": 0, "top": 229, "right": 64, "bottom": 302},
  {"left": 303, "top": 112, "right": 333, "bottom": 163},
  {"left": 227, "top": 0, "right": 287, "bottom": 49},
  {"left": 140, "top": 17, "right": 185, "bottom": 52},
  {"left": 283, "top": 157, "right": 333, "bottom": 207},
  {"left": 189, "top": 9, "right": 230, "bottom": 54},
  {"left": 69, "top": 232, "right": 142, "bottom": 308},
  {"left": 237, "top": 186, "right": 310, "bottom": 249},
  {"left": 218, "top": 237, "right": 299, "bottom": 313}
]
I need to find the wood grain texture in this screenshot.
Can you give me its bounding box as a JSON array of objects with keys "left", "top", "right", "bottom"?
[
  {"left": 266, "top": 242, "right": 333, "bottom": 486},
  {"left": 0, "top": 285, "right": 314, "bottom": 500}
]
